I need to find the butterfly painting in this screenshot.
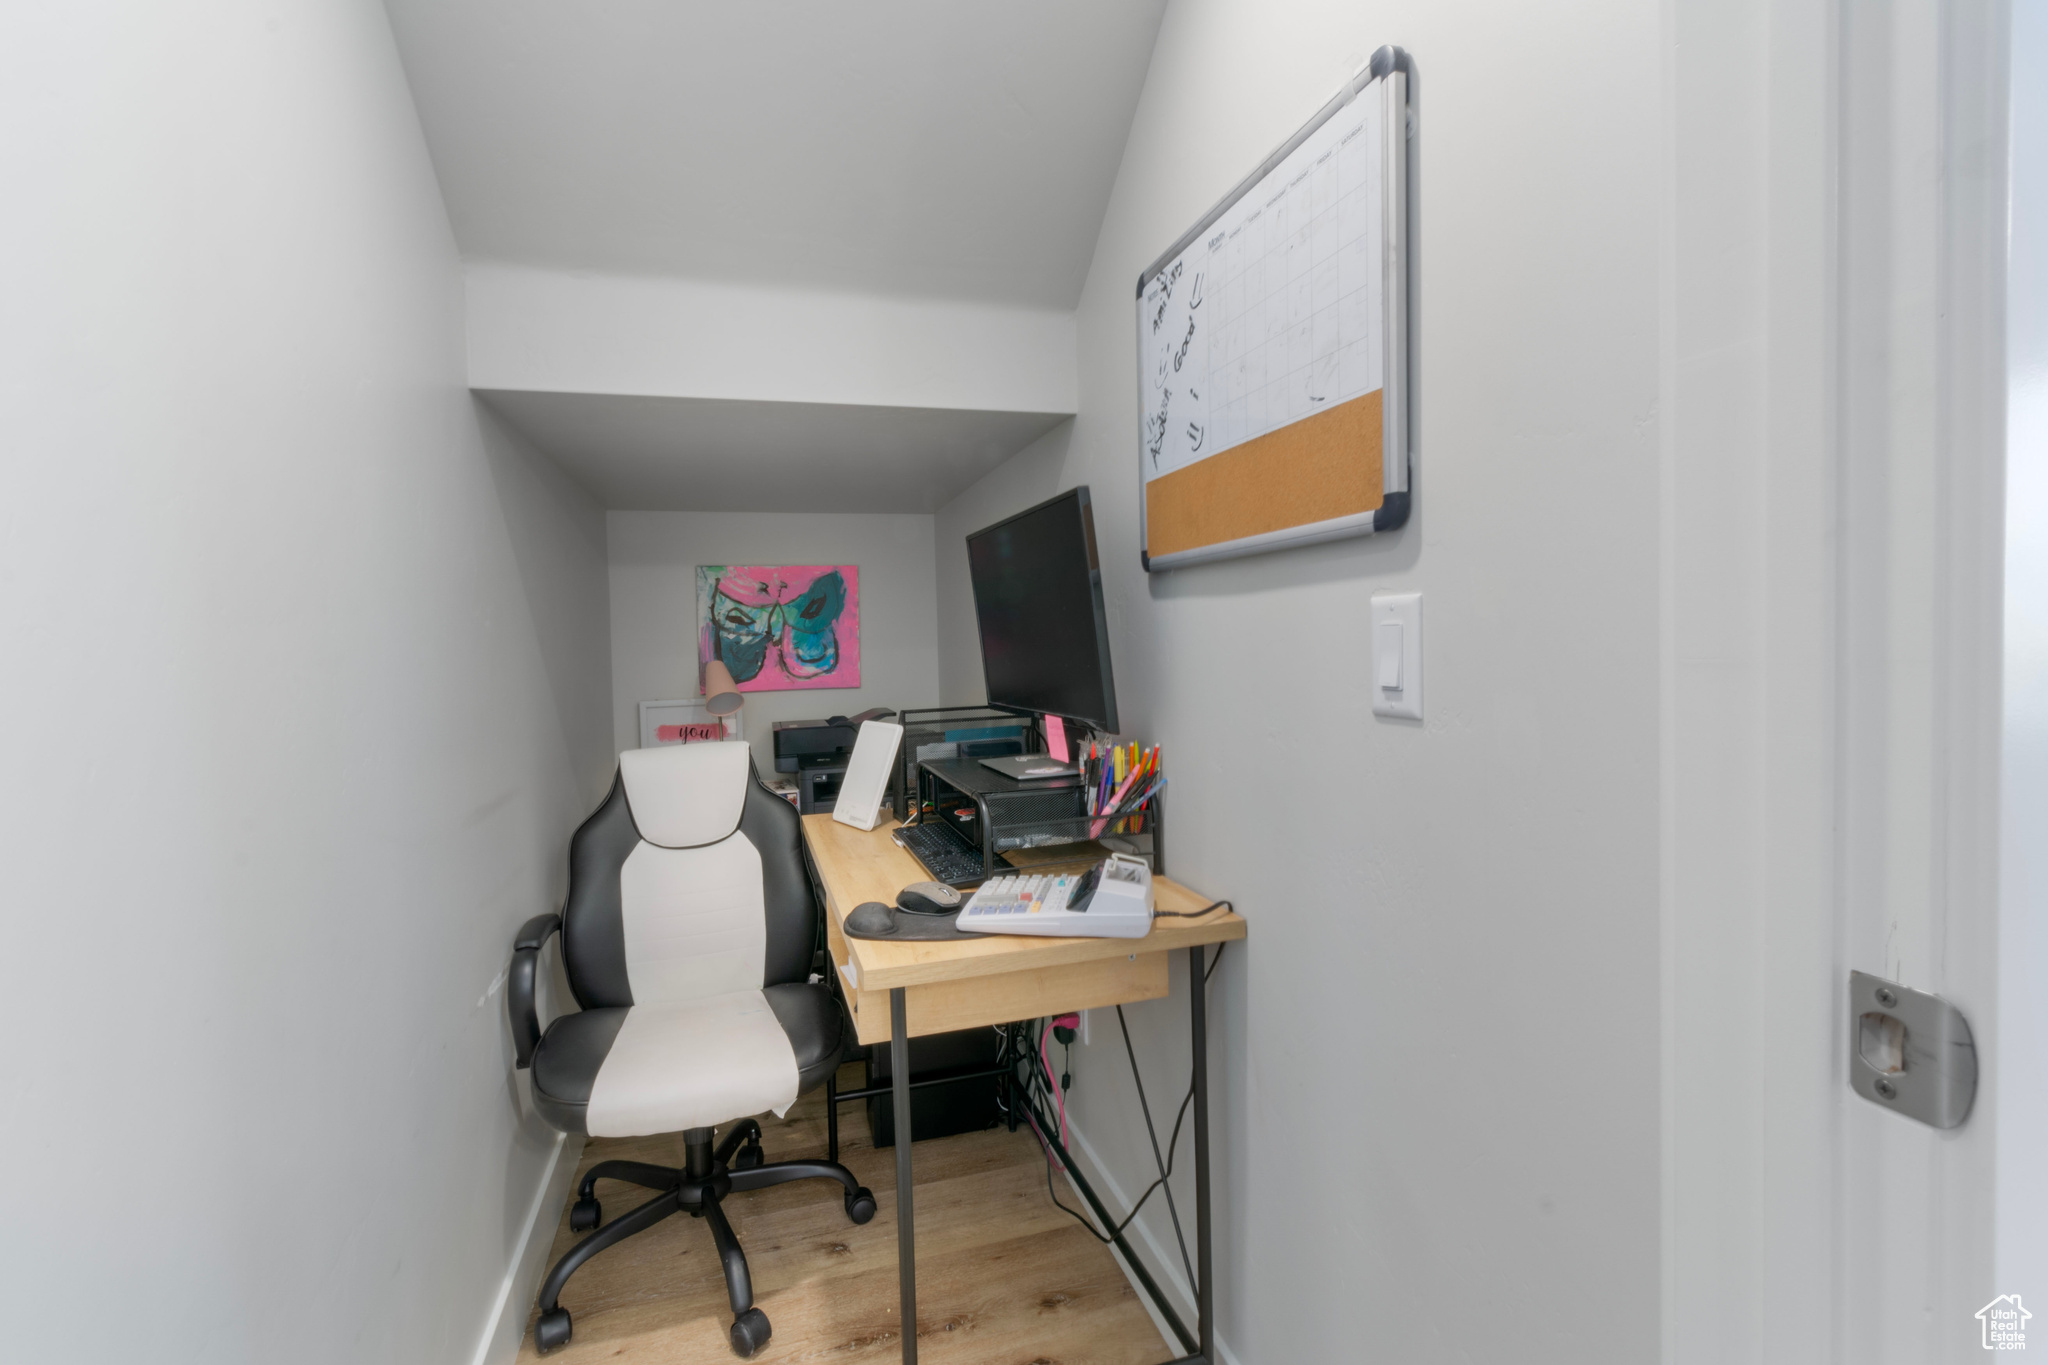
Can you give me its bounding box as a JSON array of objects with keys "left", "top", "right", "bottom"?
[{"left": 696, "top": 564, "right": 861, "bottom": 692}]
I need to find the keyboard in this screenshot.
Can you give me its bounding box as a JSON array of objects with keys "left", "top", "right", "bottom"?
[
  {"left": 955, "top": 858, "right": 1155, "bottom": 939},
  {"left": 893, "top": 821, "right": 988, "bottom": 886}
]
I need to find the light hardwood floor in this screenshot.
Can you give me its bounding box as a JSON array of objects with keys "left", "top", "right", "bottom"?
[{"left": 517, "top": 1065, "right": 1174, "bottom": 1365}]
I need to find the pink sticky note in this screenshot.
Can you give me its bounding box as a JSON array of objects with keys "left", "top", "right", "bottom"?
[{"left": 1045, "top": 714, "right": 1070, "bottom": 763}]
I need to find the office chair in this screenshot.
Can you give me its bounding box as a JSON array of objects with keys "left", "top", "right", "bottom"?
[{"left": 507, "top": 742, "right": 875, "bottom": 1358}]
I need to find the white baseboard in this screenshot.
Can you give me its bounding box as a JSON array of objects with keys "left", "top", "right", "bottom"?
[
  {"left": 1059, "top": 1121, "right": 1244, "bottom": 1365},
  {"left": 470, "top": 1131, "right": 585, "bottom": 1365}
]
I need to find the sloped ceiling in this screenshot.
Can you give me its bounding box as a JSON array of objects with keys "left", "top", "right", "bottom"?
[{"left": 383, "top": 0, "right": 1168, "bottom": 309}]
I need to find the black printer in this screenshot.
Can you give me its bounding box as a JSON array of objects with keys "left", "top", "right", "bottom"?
[{"left": 771, "top": 709, "right": 894, "bottom": 813}]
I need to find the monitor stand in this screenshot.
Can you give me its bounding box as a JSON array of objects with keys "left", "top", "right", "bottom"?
[{"left": 978, "top": 752, "right": 1077, "bottom": 781}]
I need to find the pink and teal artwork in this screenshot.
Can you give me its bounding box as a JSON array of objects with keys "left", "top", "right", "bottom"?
[{"left": 697, "top": 564, "right": 861, "bottom": 692}]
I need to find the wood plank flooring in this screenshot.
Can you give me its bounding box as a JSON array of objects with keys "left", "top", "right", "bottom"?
[{"left": 517, "top": 1065, "right": 1173, "bottom": 1365}]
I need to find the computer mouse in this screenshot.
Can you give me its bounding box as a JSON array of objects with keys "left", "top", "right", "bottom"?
[
  {"left": 896, "top": 881, "right": 963, "bottom": 916},
  {"left": 847, "top": 902, "right": 898, "bottom": 936}
]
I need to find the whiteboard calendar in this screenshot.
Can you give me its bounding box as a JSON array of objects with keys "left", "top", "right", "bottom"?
[
  {"left": 1137, "top": 48, "right": 1411, "bottom": 571},
  {"left": 1141, "top": 93, "right": 1382, "bottom": 479}
]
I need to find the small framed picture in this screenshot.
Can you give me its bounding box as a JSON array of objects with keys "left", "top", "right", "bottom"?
[{"left": 638, "top": 699, "right": 729, "bottom": 748}]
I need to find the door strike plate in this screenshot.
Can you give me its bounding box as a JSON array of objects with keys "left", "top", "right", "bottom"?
[{"left": 1848, "top": 970, "right": 1976, "bottom": 1129}]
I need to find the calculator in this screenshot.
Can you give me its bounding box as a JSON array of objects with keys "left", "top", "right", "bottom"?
[{"left": 954, "top": 856, "right": 1155, "bottom": 939}]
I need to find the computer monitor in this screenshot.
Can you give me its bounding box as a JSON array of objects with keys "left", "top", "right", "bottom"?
[{"left": 965, "top": 486, "right": 1120, "bottom": 736}]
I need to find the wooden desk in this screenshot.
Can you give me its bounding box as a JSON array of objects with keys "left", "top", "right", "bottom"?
[
  {"left": 804, "top": 814, "right": 1244, "bottom": 1044},
  {"left": 800, "top": 814, "right": 1245, "bottom": 1365}
]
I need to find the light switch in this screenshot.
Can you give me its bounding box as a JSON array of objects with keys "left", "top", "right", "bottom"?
[
  {"left": 1371, "top": 592, "right": 1422, "bottom": 720},
  {"left": 1375, "top": 622, "right": 1404, "bottom": 689}
]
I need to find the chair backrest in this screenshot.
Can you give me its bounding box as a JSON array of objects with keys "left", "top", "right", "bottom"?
[{"left": 560, "top": 742, "right": 816, "bottom": 1009}]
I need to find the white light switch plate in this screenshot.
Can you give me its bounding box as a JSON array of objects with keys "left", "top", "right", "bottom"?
[{"left": 1371, "top": 592, "right": 1422, "bottom": 719}]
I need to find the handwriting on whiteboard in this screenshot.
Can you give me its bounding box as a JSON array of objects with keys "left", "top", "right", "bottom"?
[{"left": 1139, "top": 91, "right": 1387, "bottom": 483}]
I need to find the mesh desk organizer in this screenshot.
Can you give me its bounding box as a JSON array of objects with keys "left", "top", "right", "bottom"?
[
  {"left": 894, "top": 752, "right": 1165, "bottom": 888},
  {"left": 888, "top": 706, "right": 1031, "bottom": 821}
]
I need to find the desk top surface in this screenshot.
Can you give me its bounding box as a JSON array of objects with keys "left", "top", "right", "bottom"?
[{"left": 802, "top": 814, "right": 1246, "bottom": 991}]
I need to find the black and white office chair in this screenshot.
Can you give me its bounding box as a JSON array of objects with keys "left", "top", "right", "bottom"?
[{"left": 507, "top": 741, "right": 874, "bottom": 1358}]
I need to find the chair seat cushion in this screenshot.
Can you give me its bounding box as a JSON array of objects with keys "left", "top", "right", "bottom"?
[
  {"left": 529, "top": 985, "right": 845, "bottom": 1137},
  {"left": 529, "top": 1006, "right": 630, "bottom": 1113}
]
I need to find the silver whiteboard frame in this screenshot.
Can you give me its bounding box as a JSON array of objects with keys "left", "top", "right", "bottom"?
[{"left": 1137, "top": 46, "right": 1413, "bottom": 573}]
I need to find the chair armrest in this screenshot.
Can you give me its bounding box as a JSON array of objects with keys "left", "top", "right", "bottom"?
[
  {"left": 508, "top": 913, "right": 561, "bottom": 1070},
  {"left": 514, "top": 912, "right": 562, "bottom": 952}
]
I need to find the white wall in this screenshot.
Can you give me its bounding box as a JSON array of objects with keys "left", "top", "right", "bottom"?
[
  {"left": 0, "top": 4, "right": 611, "bottom": 1362},
  {"left": 468, "top": 264, "right": 1078, "bottom": 414},
  {"left": 934, "top": 3, "right": 1664, "bottom": 1360},
  {"left": 609, "top": 512, "right": 943, "bottom": 757}
]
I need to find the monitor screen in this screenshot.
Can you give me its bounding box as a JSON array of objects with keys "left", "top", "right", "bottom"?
[{"left": 966, "top": 487, "right": 1119, "bottom": 734}]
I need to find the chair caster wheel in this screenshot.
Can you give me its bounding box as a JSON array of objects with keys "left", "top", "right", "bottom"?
[
  {"left": 534, "top": 1308, "right": 573, "bottom": 1353},
  {"left": 844, "top": 1187, "right": 877, "bottom": 1225},
  {"left": 569, "top": 1197, "right": 600, "bottom": 1232},
  {"left": 734, "top": 1141, "right": 763, "bottom": 1171},
  {"left": 729, "top": 1306, "right": 771, "bottom": 1358}
]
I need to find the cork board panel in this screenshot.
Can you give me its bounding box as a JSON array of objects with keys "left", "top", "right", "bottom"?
[{"left": 1145, "top": 389, "right": 1383, "bottom": 558}]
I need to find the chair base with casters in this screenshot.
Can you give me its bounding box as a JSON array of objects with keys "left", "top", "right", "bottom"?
[{"left": 533, "top": 1120, "right": 876, "bottom": 1357}]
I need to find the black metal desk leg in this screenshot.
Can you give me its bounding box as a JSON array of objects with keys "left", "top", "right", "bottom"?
[
  {"left": 1190, "top": 945, "right": 1214, "bottom": 1364},
  {"left": 826, "top": 1071, "right": 840, "bottom": 1164},
  {"left": 891, "top": 987, "right": 917, "bottom": 1364}
]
